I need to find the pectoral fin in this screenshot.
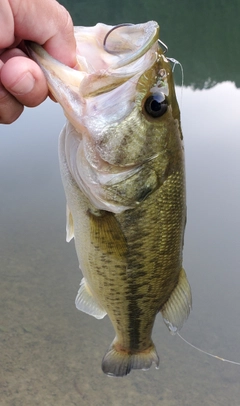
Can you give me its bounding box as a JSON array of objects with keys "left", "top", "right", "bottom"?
[
  {"left": 75, "top": 277, "right": 107, "bottom": 319},
  {"left": 66, "top": 205, "right": 74, "bottom": 242},
  {"left": 161, "top": 268, "right": 192, "bottom": 334}
]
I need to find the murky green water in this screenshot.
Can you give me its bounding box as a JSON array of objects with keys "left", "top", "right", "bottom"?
[{"left": 1, "top": 1, "right": 240, "bottom": 405}]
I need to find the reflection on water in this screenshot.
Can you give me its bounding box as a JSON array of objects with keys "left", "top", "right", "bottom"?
[{"left": 1, "top": 1, "right": 240, "bottom": 404}]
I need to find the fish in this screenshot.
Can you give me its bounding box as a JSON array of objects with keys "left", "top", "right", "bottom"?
[{"left": 28, "top": 21, "right": 192, "bottom": 377}]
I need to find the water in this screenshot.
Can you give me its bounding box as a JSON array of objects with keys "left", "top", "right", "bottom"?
[{"left": 1, "top": 1, "right": 240, "bottom": 405}]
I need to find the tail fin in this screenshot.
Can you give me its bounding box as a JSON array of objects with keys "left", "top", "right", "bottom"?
[{"left": 102, "top": 340, "right": 159, "bottom": 377}]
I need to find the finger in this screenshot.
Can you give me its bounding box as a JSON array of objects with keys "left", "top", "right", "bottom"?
[
  {"left": 0, "top": 0, "right": 14, "bottom": 49},
  {"left": 1, "top": 53, "right": 48, "bottom": 107},
  {"left": 8, "top": 0, "right": 76, "bottom": 67},
  {"left": 0, "top": 84, "right": 24, "bottom": 124},
  {"left": 0, "top": 61, "right": 23, "bottom": 124},
  {"left": 0, "top": 47, "right": 27, "bottom": 63}
]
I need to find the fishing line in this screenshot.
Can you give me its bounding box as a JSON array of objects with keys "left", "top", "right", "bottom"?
[
  {"left": 177, "top": 332, "right": 240, "bottom": 366},
  {"left": 157, "top": 39, "right": 184, "bottom": 107},
  {"left": 167, "top": 57, "right": 184, "bottom": 107},
  {"left": 167, "top": 58, "right": 184, "bottom": 87}
]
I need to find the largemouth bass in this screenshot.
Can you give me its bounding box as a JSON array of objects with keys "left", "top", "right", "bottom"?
[{"left": 29, "top": 21, "right": 191, "bottom": 377}]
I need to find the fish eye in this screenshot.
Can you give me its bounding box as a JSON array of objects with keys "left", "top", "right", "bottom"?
[{"left": 144, "top": 93, "right": 168, "bottom": 118}]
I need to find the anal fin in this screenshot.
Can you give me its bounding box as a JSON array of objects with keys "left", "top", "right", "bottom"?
[
  {"left": 161, "top": 268, "right": 192, "bottom": 334},
  {"left": 75, "top": 278, "right": 107, "bottom": 320}
]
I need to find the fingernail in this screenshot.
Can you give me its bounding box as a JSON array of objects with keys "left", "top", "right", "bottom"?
[{"left": 10, "top": 72, "right": 35, "bottom": 95}]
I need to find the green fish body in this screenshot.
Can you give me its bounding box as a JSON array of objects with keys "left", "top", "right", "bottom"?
[{"left": 29, "top": 21, "right": 191, "bottom": 377}]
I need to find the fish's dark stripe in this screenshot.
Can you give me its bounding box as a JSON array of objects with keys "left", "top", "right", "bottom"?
[
  {"left": 127, "top": 295, "right": 142, "bottom": 350},
  {"left": 126, "top": 267, "right": 147, "bottom": 350}
]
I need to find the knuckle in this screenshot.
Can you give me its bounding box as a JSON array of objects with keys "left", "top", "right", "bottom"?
[
  {"left": 0, "top": 108, "right": 23, "bottom": 124},
  {"left": 57, "top": 5, "right": 74, "bottom": 37},
  {"left": 0, "top": 87, "right": 23, "bottom": 124}
]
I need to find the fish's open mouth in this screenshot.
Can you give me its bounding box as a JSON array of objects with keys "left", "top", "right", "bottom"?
[{"left": 102, "top": 22, "right": 159, "bottom": 68}]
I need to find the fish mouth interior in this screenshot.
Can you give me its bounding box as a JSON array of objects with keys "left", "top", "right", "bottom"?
[{"left": 74, "top": 21, "right": 160, "bottom": 72}]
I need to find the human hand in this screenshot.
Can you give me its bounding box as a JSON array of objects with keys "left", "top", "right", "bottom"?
[{"left": 0, "top": 0, "right": 76, "bottom": 124}]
